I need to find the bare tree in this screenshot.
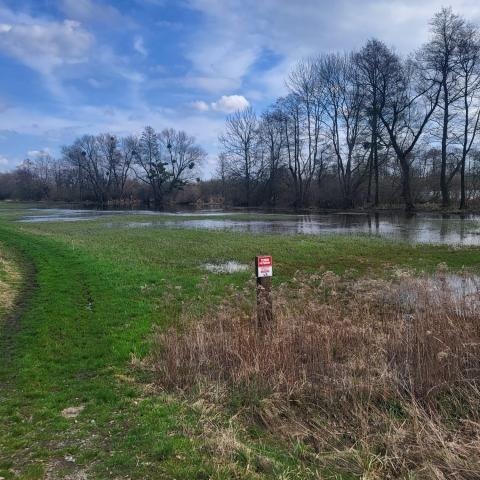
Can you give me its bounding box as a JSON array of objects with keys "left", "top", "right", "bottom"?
[
  {"left": 63, "top": 135, "right": 110, "bottom": 206},
  {"left": 319, "top": 53, "right": 368, "bottom": 208},
  {"left": 132, "top": 126, "right": 168, "bottom": 207},
  {"left": 259, "top": 104, "right": 286, "bottom": 206},
  {"left": 379, "top": 51, "right": 441, "bottom": 212},
  {"left": 117, "top": 136, "right": 137, "bottom": 200},
  {"left": 216, "top": 153, "right": 228, "bottom": 201},
  {"left": 286, "top": 59, "right": 324, "bottom": 208},
  {"left": 421, "top": 8, "right": 465, "bottom": 207},
  {"left": 355, "top": 39, "right": 393, "bottom": 206},
  {"left": 219, "top": 108, "right": 259, "bottom": 206},
  {"left": 456, "top": 22, "right": 480, "bottom": 209}
]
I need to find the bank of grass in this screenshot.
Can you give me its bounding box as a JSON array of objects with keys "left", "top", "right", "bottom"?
[{"left": 0, "top": 204, "right": 479, "bottom": 478}]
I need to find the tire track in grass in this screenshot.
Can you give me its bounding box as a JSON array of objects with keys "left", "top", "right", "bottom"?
[{"left": 0, "top": 241, "right": 36, "bottom": 368}]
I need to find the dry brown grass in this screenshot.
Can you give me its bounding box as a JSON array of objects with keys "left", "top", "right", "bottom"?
[
  {"left": 152, "top": 267, "right": 480, "bottom": 479},
  {"left": 0, "top": 244, "right": 22, "bottom": 319}
]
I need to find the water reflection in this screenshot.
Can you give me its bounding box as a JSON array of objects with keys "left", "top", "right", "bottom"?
[{"left": 19, "top": 208, "right": 480, "bottom": 246}]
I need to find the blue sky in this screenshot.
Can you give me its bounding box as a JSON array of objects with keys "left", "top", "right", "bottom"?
[{"left": 1, "top": 0, "right": 480, "bottom": 176}]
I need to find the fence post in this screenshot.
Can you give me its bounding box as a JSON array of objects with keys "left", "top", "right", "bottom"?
[{"left": 255, "top": 256, "right": 273, "bottom": 329}]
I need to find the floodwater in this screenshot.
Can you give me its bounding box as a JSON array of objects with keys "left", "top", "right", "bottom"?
[{"left": 18, "top": 208, "right": 480, "bottom": 246}]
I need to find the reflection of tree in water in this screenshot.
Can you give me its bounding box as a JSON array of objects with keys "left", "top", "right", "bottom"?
[
  {"left": 459, "top": 214, "right": 466, "bottom": 241},
  {"left": 366, "top": 213, "right": 381, "bottom": 232},
  {"left": 439, "top": 214, "right": 450, "bottom": 241}
]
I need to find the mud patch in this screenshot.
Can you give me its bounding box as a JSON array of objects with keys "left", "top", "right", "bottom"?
[
  {"left": 61, "top": 406, "right": 85, "bottom": 419},
  {"left": 45, "top": 456, "right": 88, "bottom": 480}
]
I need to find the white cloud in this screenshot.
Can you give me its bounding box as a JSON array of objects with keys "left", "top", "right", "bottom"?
[
  {"left": 133, "top": 35, "right": 148, "bottom": 56},
  {"left": 211, "top": 95, "right": 249, "bottom": 113},
  {"left": 59, "top": 0, "right": 126, "bottom": 25},
  {"left": 27, "top": 149, "right": 51, "bottom": 159},
  {"left": 190, "top": 95, "right": 250, "bottom": 113},
  {"left": 0, "top": 17, "right": 93, "bottom": 76},
  {"left": 0, "top": 5, "right": 145, "bottom": 101},
  {"left": 0, "top": 154, "right": 20, "bottom": 173},
  {"left": 0, "top": 103, "right": 225, "bottom": 176},
  {"left": 185, "top": 0, "right": 480, "bottom": 99},
  {"left": 191, "top": 100, "right": 210, "bottom": 111}
]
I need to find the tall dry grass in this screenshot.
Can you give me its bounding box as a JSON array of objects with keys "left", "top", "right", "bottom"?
[{"left": 151, "top": 267, "right": 480, "bottom": 478}]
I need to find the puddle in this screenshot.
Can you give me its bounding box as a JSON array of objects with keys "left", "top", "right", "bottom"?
[
  {"left": 393, "top": 273, "right": 480, "bottom": 312},
  {"left": 429, "top": 273, "right": 479, "bottom": 296},
  {"left": 202, "top": 261, "right": 249, "bottom": 274}
]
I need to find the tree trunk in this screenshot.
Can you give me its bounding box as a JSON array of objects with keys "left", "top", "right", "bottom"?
[
  {"left": 153, "top": 186, "right": 163, "bottom": 209},
  {"left": 440, "top": 81, "right": 450, "bottom": 208},
  {"left": 399, "top": 155, "right": 415, "bottom": 213},
  {"left": 373, "top": 135, "right": 379, "bottom": 206},
  {"left": 459, "top": 155, "right": 466, "bottom": 209},
  {"left": 366, "top": 147, "right": 373, "bottom": 204}
]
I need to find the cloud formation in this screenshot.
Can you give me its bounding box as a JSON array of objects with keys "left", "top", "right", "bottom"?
[
  {"left": 133, "top": 35, "right": 148, "bottom": 56},
  {"left": 191, "top": 95, "right": 250, "bottom": 113},
  {"left": 191, "top": 100, "right": 210, "bottom": 112},
  {"left": 211, "top": 95, "right": 250, "bottom": 113},
  {"left": 185, "top": 0, "right": 480, "bottom": 98},
  {"left": 1, "top": 0, "right": 480, "bottom": 175},
  {"left": 27, "top": 149, "right": 51, "bottom": 159},
  {"left": 59, "top": 0, "right": 125, "bottom": 25},
  {"left": 0, "top": 15, "right": 93, "bottom": 76}
]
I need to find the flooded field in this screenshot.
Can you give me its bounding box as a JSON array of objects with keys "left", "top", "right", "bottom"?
[{"left": 18, "top": 208, "right": 480, "bottom": 246}]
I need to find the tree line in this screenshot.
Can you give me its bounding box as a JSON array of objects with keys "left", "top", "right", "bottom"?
[
  {"left": 215, "top": 8, "right": 480, "bottom": 211},
  {"left": 2, "top": 8, "right": 480, "bottom": 211},
  {"left": 0, "top": 127, "right": 205, "bottom": 207}
]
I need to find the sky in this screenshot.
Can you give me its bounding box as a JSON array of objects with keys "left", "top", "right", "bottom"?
[{"left": 1, "top": 0, "right": 480, "bottom": 177}]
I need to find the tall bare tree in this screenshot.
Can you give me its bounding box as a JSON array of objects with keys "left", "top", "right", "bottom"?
[
  {"left": 286, "top": 59, "right": 324, "bottom": 208},
  {"left": 133, "top": 126, "right": 168, "bottom": 207},
  {"left": 219, "top": 108, "right": 259, "bottom": 206},
  {"left": 422, "top": 8, "right": 465, "bottom": 207},
  {"left": 355, "top": 39, "right": 392, "bottom": 206},
  {"left": 259, "top": 104, "right": 286, "bottom": 206},
  {"left": 456, "top": 22, "right": 480, "bottom": 209},
  {"left": 319, "top": 53, "right": 368, "bottom": 208},
  {"left": 379, "top": 52, "right": 441, "bottom": 212}
]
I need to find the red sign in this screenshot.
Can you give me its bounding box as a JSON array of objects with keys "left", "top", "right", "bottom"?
[
  {"left": 257, "top": 256, "right": 272, "bottom": 267},
  {"left": 256, "top": 256, "right": 273, "bottom": 277}
]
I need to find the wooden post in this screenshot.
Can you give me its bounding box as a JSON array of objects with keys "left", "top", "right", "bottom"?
[{"left": 255, "top": 256, "right": 273, "bottom": 329}]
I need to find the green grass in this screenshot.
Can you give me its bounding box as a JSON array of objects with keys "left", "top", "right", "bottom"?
[{"left": 0, "top": 203, "right": 479, "bottom": 479}]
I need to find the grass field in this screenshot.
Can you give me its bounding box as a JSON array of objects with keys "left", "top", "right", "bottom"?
[{"left": 0, "top": 203, "right": 479, "bottom": 479}]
